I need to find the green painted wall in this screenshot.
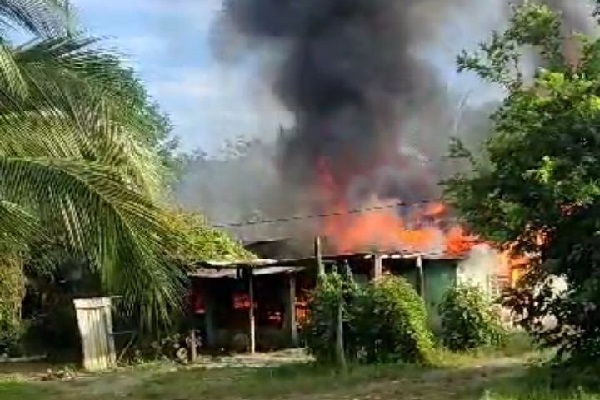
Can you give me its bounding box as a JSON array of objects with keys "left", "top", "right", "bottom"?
[
  {"left": 397, "top": 268, "right": 418, "bottom": 289},
  {"left": 388, "top": 259, "right": 459, "bottom": 330},
  {"left": 422, "top": 260, "right": 458, "bottom": 331}
]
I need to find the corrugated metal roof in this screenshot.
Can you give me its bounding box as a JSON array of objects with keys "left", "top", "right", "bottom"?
[
  {"left": 194, "top": 258, "right": 279, "bottom": 268},
  {"left": 253, "top": 266, "right": 303, "bottom": 275},
  {"left": 188, "top": 269, "right": 238, "bottom": 279},
  {"left": 188, "top": 266, "right": 304, "bottom": 279},
  {"left": 188, "top": 249, "right": 466, "bottom": 279}
]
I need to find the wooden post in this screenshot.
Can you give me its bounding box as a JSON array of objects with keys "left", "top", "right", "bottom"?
[
  {"left": 73, "top": 297, "right": 116, "bottom": 372},
  {"left": 335, "top": 296, "right": 347, "bottom": 370},
  {"left": 248, "top": 269, "right": 256, "bottom": 354},
  {"left": 416, "top": 255, "right": 425, "bottom": 297},
  {"left": 314, "top": 236, "right": 326, "bottom": 276},
  {"left": 284, "top": 274, "right": 299, "bottom": 347},
  {"left": 314, "top": 236, "right": 325, "bottom": 276},
  {"left": 190, "top": 329, "right": 198, "bottom": 362},
  {"left": 373, "top": 254, "right": 383, "bottom": 280}
]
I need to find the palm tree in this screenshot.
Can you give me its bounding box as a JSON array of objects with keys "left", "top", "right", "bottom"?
[{"left": 0, "top": 1, "right": 184, "bottom": 330}]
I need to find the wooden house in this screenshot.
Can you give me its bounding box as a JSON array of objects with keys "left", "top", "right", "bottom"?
[{"left": 186, "top": 239, "right": 510, "bottom": 352}]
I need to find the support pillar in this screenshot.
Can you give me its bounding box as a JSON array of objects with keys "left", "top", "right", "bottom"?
[
  {"left": 416, "top": 255, "right": 425, "bottom": 297},
  {"left": 373, "top": 254, "right": 383, "bottom": 280},
  {"left": 283, "top": 274, "right": 299, "bottom": 347},
  {"left": 204, "top": 286, "right": 217, "bottom": 348},
  {"left": 248, "top": 269, "right": 256, "bottom": 354},
  {"left": 314, "top": 236, "right": 325, "bottom": 275}
]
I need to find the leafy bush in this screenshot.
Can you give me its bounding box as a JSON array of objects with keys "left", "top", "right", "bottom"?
[
  {"left": 303, "top": 271, "right": 347, "bottom": 364},
  {"left": 304, "top": 272, "right": 434, "bottom": 365},
  {"left": 438, "top": 283, "right": 506, "bottom": 352},
  {"left": 352, "top": 276, "right": 434, "bottom": 364}
]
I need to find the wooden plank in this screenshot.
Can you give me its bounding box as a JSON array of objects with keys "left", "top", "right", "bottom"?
[
  {"left": 373, "top": 254, "right": 383, "bottom": 280},
  {"left": 73, "top": 297, "right": 116, "bottom": 372}
]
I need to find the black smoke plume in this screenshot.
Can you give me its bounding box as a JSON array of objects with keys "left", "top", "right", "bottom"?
[
  {"left": 202, "top": 0, "right": 595, "bottom": 230},
  {"left": 215, "top": 0, "right": 461, "bottom": 201}
]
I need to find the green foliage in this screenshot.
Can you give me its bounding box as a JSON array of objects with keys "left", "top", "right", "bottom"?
[
  {"left": 0, "top": 1, "right": 72, "bottom": 37},
  {"left": 0, "top": 1, "right": 192, "bottom": 332},
  {"left": 352, "top": 276, "right": 434, "bottom": 364},
  {"left": 438, "top": 283, "right": 506, "bottom": 352},
  {"left": 304, "top": 272, "right": 433, "bottom": 365},
  {"left": 446, "top": 2, "right": 600, "bottom": 371},
  {"left": 303, "top": 271, "right": 349, "bottom": 365},
  {"left": 0, "top": 256, "right": 25, "bottom": 356},
  {"left": 163, "top": 210, "right": 255, "bottom": 265}
]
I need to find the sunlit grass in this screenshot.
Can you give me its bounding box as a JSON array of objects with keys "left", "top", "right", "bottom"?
[{"left": 0, "top": 334, "right": 597, "bottom": 400}]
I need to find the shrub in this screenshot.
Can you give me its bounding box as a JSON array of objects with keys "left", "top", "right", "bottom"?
[
  {"left": 303, "top": 271, "right": 347, "bottom": 364},
  {"left": 305, "top": 273, "right": 434, "bottom": 365},
  {"left": 352, "top": 276, "right": 434, "bottom": 364},
  {"left": 438, "top": 283, "right": 506, "bottom": 352}
]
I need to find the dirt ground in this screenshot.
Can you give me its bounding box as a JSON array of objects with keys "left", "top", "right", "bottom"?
[
  {"left": 2, "top": 343, "right": 597, "bottom": 400},
  {"left": 0, "top": 353, "right": 538, "bottom": 400}
]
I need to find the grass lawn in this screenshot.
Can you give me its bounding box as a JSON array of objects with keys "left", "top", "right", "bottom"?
[
  {"left": 1, "top": 357, "right": 597, "bottom": 400},
  {"left": 0, "top": 339, "right": 597, "bottom": 400}
]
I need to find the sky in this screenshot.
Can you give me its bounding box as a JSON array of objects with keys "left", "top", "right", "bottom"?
[{"left": 70, "top": 0, "right": 506, "bottom": 154}]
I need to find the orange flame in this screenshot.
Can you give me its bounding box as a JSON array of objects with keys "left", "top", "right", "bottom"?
[{"left": 315, "top": 159, "right": 478, "bottom": 257}]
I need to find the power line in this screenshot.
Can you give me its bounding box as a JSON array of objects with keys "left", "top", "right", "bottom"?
[{"left": 212, "top": 199, "right": 439, "bottom": 228}]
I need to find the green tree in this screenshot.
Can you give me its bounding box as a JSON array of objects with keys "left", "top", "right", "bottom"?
[
  {"left": 446, "top": 2, "right": 600, "bottom": 370},
  {"left": 0, "top": 1, "right": 185, "bottom": 331}
]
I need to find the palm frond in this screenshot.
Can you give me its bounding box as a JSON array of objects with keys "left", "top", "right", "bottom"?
[
  {"left": 0, "top": 0, "right": 72, "bottom": 37},
  {"left": 0, "top": 36, "right": 167, "bottom": 195},
  {"left": 0, "top": 156, "right": 184, "bottom": 329},
  {"left": 0, "top": 41, "right": 27, "bottom": 98},
  {"left": 0, "top": 199, "right": 39, "bottom": 253},
  {"left": 0, "top": 33, "right": 183, "bottom": 329}
]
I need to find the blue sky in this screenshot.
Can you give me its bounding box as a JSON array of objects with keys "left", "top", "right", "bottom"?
[
  {"left": 71, "top": 0, "right": 293, "bottom": 153},
  {"left": 70, "top": 0, "right": 505, "bottom": 154}
]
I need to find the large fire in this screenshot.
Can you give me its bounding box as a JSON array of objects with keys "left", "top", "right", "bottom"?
[{"left": 315, "top": 157, "right": 479, "bottom": 257}]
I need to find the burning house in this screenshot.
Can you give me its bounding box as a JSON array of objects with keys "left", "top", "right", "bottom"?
[
  {"left": 183, "top": 0, "right": 593, "bottom": 352},
  {"left": 186, "top": 0, "right": 554, "bottom": 352},
  {"left": 187, "top": 231, "right": 514, "bottom": 352},
  {"left": 207, "top": 0, "right": 518, "bottom": 258}
]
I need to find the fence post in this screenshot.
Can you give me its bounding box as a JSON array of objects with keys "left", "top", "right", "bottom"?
[
  {"left": 73, "top": 297, "right": 116, "bottom": 372},
  {"left": 335, "top": 295, "right": 347, "bottom": 370}
]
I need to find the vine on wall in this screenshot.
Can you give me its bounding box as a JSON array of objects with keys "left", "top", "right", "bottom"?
[{"left": 0, "top": 255, "right": 25, "bottom": 356}]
